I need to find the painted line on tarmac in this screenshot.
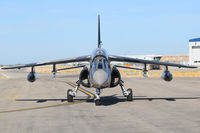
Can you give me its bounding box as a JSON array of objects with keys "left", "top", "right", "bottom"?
[
  {"left": 0, "top": 82, "right": 94, "bottom": 114},
  {"left": 0, "top": 95, "right": 20, "bottom": 100},
  {"left": 0, "top": 72, "right": 9, "bottom": 79},
  {"left": 9, "top": 94, "right": 19, "bottom": 98},
  {"left": 0, "top": 101, "right": 82, "bottom": 114}
]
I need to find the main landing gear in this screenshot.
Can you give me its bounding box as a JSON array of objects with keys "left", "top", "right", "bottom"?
[
  {"left": 67, "top": 81, "right": 80, "bottom": 102},
  {"left": 119, "top": 80, "right": 133, "bottom": 101},
  {"left": 67, "top": 80, "right": 133, "bottom": 106}
]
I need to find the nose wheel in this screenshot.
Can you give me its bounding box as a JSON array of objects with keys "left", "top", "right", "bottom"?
[{"left": 95, "top": 99, "right": 101, "bottom": 106}]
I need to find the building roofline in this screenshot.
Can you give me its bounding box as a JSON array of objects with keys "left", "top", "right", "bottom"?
[{"left": 189, "top": 38, "right": 200, "bottom": 42}]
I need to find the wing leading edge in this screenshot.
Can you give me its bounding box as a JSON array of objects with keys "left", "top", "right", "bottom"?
[
  {"left": 2, "top": 55, "right": 91, "bottom": 69},
  {"left": 109, "top": 55, "right": 197, "bottom": 68}
]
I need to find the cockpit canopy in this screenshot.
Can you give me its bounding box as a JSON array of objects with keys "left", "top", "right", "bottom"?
[{"left": 92, "top": 56, "right": 108, "bottom": 70}]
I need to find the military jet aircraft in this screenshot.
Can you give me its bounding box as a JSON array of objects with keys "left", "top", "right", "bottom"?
[{"left": 2, "top": 15, "right": 197, "bottom": 105}]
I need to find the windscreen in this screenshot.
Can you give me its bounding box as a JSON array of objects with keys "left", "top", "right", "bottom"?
[{"left": 92, "top": 56, "right": 108, "bottom": 71}]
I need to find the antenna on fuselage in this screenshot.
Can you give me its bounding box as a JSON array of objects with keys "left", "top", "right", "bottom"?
[{"left": 98, "top": 15, "right": 102, "bottom": 48}]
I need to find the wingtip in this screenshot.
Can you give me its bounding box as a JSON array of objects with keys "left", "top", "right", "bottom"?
[{"left": 189, "top": 66, "right": 198, "bottom": 68}]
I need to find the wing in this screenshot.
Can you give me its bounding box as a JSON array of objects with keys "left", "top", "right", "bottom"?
[
  {"left": 113, "top": 65, "right": 143, "bottom": 70},
  {"left": 56, "top": 65, "right": 86, "bottom": 72},
  {"left": 2, "top": 55, "right": 91, "bottom": 69},
  {"left": 109, "top": 55, "right": 197, "bottom": 68}
]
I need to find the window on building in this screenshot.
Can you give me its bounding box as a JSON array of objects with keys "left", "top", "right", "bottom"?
[
  {"left": 194, "top": 61, "right": 200, "bottom": 63},
  {"left": 192, "top": 46, "right": 200, "bottom": 49}
]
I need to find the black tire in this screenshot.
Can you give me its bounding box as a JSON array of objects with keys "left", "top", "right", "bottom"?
[
  {"left": 95, "top": 99, "right": 101, "bottom": 106},
  {"left": 127, "top": 88, "right": 133, "bottom": 101},
  {"left": 67, "top": 89, "right": 73, "bottom": 102}
]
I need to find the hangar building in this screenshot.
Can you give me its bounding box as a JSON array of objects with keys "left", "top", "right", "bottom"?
[{"left": 189, "top": 38, "right": 200, "bottom": 65}]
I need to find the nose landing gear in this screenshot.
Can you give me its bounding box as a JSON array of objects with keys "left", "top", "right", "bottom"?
[{"left": 94, "top": 88, "right": 101, "bottom": 106}]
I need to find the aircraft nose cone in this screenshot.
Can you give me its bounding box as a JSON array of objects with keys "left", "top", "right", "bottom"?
[{"left": 93, "top": 69, "right": 108, "bottom": 85}]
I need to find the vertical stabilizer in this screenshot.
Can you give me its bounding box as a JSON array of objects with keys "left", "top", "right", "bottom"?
[{"left": 98, "top": 15, "right": 102, "bottom": 48}]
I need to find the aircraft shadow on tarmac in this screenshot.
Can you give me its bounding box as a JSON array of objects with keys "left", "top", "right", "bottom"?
[{"left": 15, "top": 95, "right": 200, "bottom": 106}]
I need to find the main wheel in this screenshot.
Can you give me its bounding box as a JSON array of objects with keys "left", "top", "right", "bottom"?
[
  {"left": 67, "top": 89, "right": 73, "bottom": 102},
  {"left": 127, "top": 88, "right": 133, "bottom": 101},
  {"left": 95, "top": 99, "right": 101, "bottom": 106}
]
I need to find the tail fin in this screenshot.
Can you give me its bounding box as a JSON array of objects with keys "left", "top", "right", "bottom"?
[{"left": 98, "top": 15, "right": 102, "bottom": 48}]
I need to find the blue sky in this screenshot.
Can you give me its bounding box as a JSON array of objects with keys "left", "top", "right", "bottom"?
[{"left": 0, "top": 0, "right": 200, "bottom": 64}]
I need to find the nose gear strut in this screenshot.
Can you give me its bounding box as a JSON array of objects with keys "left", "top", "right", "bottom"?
[{"left": 94, "top": 88, "right": 101, "bottom": 105}]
